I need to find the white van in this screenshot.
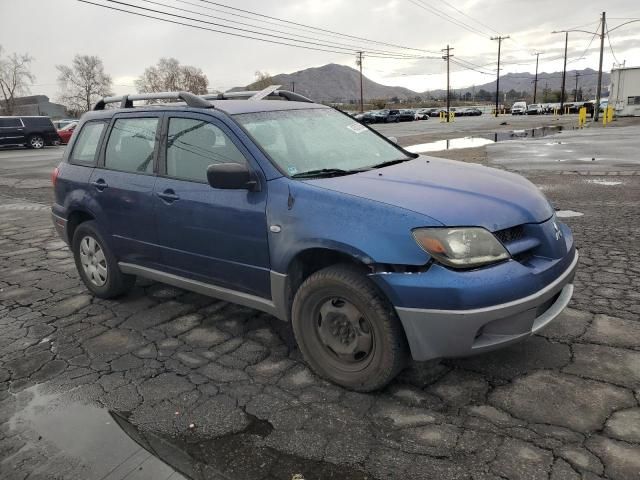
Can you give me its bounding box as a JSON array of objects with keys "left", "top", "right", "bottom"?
[{"left": 511, "top": 101, "right": 527, "bottom": 115}]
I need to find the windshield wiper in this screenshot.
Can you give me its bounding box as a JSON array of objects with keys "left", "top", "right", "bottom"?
[
  {"left": 362, "top": 157, "right": 413, "bottom": 170},
  {"left": 291, "top": 168, "right": 357, "bottom": 179}
]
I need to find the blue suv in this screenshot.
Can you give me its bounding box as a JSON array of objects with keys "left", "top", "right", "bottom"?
[{"left": 52, "top": 89, "right": 577, "bottom": 391}]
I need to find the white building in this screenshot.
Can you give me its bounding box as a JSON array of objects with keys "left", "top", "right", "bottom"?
[{"left": 609, "top": 66, "right": 640, "bottom": 116}]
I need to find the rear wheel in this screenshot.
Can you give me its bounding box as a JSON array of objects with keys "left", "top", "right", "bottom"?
[
  {"left": 72, "top": 221, "right": 135, "bottom": 298},
  {"left": 292, "top": 264, "right": 408, "bottom": 391},
  {"left": 27, "top": 135, "right": 45, "bottom": 149}
]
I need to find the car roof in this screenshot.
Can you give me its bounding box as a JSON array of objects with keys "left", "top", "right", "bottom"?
[{"left": 79, "top": 99, "right": 328, "bottom": 121}]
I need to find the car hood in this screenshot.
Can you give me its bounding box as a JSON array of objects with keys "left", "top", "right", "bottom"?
[{"left": 304, "top": 157, "right": 554, "bottom": 231}]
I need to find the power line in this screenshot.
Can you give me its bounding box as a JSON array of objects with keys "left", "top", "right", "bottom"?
[
  {"left": 606, "top": 29, "right": 621, "bottom": 65},
  {"left": 406, "top": 0, "right": 491, "bottom": 38},
  {"left": 95, "top": 0, "right": 434, "bottom": 59},
  {"left": 193, "top": 0, "right": 441, "bottom": 54},
  {"left": 134, "top": 0, "right": 430, "bottom": 58},
  {"left": 76, "top": 0, "right": 388, "bottom": 57},
  {"left": 567, "top": 24, "right": 601, "bottom": 64},
  {"left": 81, "top": 0, "right": 437, "bottom": 59},
  {"left": 433, "top": 0, "right": 500, "bottom": 35}
]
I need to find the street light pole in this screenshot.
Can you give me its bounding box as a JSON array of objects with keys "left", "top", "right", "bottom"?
[
  {"left": 356, "top": 51, "right": 364, "bottom": 113},
  {"left": 560, "top": 32, "right": 568, "bottom": 113},
  {"left": 594, "top": 12, "right": 606, "bottom": 122},
  {"left": 533, "top": 52, "right": 540, "bottom": 104},
  {"left": 491, "top": 35, "right": 510, "bottom": 117},
  {"left": 574, "top": 72, "right": 580, "bottom": 101},
  {"left": 442, "top": 45, "right": 454, "bottom": 122}
]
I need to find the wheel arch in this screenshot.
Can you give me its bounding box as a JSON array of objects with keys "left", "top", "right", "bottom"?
[
  {"left": 66, "top": 209, "right": 96, "bottom": 244},
  {"left": 277, "top": 246, "right": 374, "bottom": 322}
]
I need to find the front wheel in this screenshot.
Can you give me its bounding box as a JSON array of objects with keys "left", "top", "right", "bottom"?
[
  {"left": 27, "top": 135, "right": 45, "bottom": 149},
  {"left": 72, "top": 221, "right": 135, "bottom": 298},
  {"left": 292, "top": 265, "right": 408, "bottom": 391}
]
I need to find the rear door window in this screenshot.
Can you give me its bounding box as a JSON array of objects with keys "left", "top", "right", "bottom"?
[
  {"left": 105, "top": 117, "right": 159, "bottom": 174},
  {"left": 70, "top": 122, "right": 105, "bottom": 166},
  {"left": 165, "top": 117, "right": 246, "bottom": 183},
  {"left": 0, "top": 118, "right": 23, "bottom": 128}
]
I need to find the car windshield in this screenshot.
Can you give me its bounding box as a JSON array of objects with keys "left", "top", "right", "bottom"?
[{"left": 235, "top": 109, "right": 409, "bottom": 177}]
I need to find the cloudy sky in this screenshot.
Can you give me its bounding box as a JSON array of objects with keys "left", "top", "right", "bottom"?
[{"left": 1, "top": 0, "right": 639, "bottom": 100}]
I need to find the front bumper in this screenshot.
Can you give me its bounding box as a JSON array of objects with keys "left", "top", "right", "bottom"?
[{"left": 394, "top": 251, "right": 578, "bottom": 361}]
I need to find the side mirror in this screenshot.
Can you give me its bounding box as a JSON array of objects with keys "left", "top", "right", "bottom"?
[
  {"left": 388, "top": 136, "right": 398, "bottom": 144},
  {"left": 207, "top": 163, "right": 259, "bottom": 191}
]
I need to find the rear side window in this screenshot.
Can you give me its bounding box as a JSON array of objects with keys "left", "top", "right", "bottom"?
[
  {"left": 70, "top": 122, "right": 105, "bottom": 166},
  {"left": 166, "top": 117, "right": 246, "bottom": 182},
  {"left": 22, "top": 117, "right": 55, "bottom": 128},
  {"left": 105, "top": 118, "right": 158, "bottom": 174},
  {"left": 0, "top": 118, "right": 22, "bottom": 128}
]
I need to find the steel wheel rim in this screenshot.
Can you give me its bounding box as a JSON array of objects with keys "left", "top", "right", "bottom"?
[
  {"left": 79, "top": 236, "right": 108, "bottom": 286},
  {"left": 30, "top": 136, "right": 44, "bottom": 148},
  {"left": 314, "top": 296, "right": 374, "bottom": 372}
]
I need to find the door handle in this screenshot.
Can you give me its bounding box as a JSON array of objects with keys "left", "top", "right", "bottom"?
[
  {"left": 91, "top": 179, "right": 108, "bottom": 190},
  {"left": 156, "top": 190, "right": 180, "bottom": 202}
]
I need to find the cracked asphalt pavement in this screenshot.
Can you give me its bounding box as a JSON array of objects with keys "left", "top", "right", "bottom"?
[{"left": 1, "top": 122, "right": 640, "bottom": 480}]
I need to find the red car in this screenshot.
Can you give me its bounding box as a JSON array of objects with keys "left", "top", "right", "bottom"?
[{"left": 57, "top": 121, "right": 78, "bottom": 144}]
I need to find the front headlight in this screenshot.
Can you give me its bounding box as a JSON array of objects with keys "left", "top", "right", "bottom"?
[{"left": 412, "top": 227, "right": 510, "bottom": 269}]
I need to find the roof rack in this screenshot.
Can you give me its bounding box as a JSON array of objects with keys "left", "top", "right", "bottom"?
[
  {"left": 93, "top": 91, "right": 212, "bottom": 110},
  {"left": 204, "top": 85, "right": 314, "bottom": 104}
]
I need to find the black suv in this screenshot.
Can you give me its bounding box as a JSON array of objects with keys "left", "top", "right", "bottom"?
[{"left": 0, "top": 116, "right": 60, "bottom": 149}]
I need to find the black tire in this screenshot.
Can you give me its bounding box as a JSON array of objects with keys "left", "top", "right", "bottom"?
[
  {"left": 71, "top": 220, "right": 135, "bottom": 299},
  {"left": 27, "top": 134, "right": 45, "bottom": 149},
  {"left": 291, "top": 264, "right": 408, "bottom": 391}
]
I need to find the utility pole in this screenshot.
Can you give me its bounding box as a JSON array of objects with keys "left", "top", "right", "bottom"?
[
  {"left": 442, "top": 45, "right": 454, "bottom": 122},
  {"left": 594, "top": 12, "right": 606, "bottom": 122},
  {"left": 491, "top": 35, "right": 509, "bottom": 117},
  {"left": 560, "top": 32, "right": 568, "bottom": 112},
  {"left": 532, "top": 52, "right": 540, "bottom": 104},
  {"left": 574, "top": 72, "right": 580, "bottom": 101},
  {"left": 291, "top": 81, "right": 295, "bottom": 92},
  {"left": 356, "top": 51, "right": 364, "bottom": 113}
]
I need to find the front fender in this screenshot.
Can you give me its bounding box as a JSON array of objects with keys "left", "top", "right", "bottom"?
[{"left": 266, "top": 178, "right": 440, "bottom": 273}]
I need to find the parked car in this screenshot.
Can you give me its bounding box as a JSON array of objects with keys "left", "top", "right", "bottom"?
[
  {"left": 397, "top": 109, "right": 415, "bottom": 122},
  {"left": 511, "top": 102, "right": 527, "bottom": 115},
  {"left": 526, "top": 104, "right": 543, "bottom": 115},
  {"left": 458, "top": 108, "right": 482, "bottom": 116},
  {"left": 429, "top": 108, "right": 456, "bottom": 117},
  {"left": 57, "top": 121, "right": 79, "bottom": 144},
  {"left": 414, "top": 108, "right": 431, "bottom": 120},
  {"left": 0, "top": 116, "right": 60, "bottom": 149},
  {"left": 53, "top": 119, "right": 79, "bottom": 130},
  {"left": 52, "top": 90, "right": 577, "bottom": 391}
]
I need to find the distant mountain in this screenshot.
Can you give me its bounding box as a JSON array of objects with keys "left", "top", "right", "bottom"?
[
  {"left": 232, "top": 64, "right": 610, "bottom": 102},
  {"left": 462, "top": 68, "right": 610, "bottom": 97},
  {"left": 236, "top": 63, "right": 417, "bottom": 103}
]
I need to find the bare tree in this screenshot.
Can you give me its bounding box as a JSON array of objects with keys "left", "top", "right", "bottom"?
[
  {"left": 56, "top": 55, "right": 113, "bottom": 113},
  {"left": 0, "top": 45, "right": 35, "bottom": 115},
  {"left": 252, "top": 71, "right": 274, "bottom": 90},
  {"left": 135, "top": 58, "right": 208, "bottom": 94}
]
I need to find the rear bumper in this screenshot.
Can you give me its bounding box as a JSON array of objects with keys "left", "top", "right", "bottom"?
[
  {"left": 51, "top": 211, "right": 68, "bottom": 244},
  {"left": 395, "top": 251, "right": 578, "bottom": 361}
]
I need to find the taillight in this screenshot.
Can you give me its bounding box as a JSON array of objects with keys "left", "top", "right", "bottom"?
[{"left": 51, "top": 166, "right": 59, "bottom": 187}]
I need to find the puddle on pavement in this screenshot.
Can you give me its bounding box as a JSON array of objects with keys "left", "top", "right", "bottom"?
[
  {"left": 9, "top": 386, "right": 185, "bottom": 479},
  {"left": 555, "top": 210, "right": 584, "bottom": 218},
  {"left": 405, "top": 126, "right": 564, "bottom": 153},
  {"left": 8, "top": 385, "right": 368, "bottom": 480},
  {"left": 586, "top": 179, "right": 623, "bottom": 186}
]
